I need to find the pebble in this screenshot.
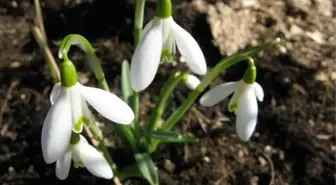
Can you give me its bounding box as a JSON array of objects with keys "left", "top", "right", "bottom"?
[{"left": 163, "top": 159, "right": 175, "bottom": 173}]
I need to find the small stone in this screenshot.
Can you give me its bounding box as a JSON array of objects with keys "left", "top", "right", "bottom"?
[
  {"left": 331, "top": 145, "right": 336, "bottom": 152},
  {"left": 163, "top": 159, "right": 175, "bottom": 173},
  {"left": 238, "top": 150, "right": 244, "bottom": 157},
  {"left": 20, "top": 94, "right": 26, "bottom": 100},
  {"left": 258, "top": 156, "right": 267, "bottom": 166},
  {"left": 264, "top": 145, "right": 272, "bottom": 152},
  {"left": 289, "top": 25, "right": 304, "bottom": 35},
  {"left": 10, "top": 61, "right": 21, "bottom": 68},
  {"left": 203, "top": 156, "right": 210, "bottom": 163},
  {"left": 11, "top": 1, "right": 18, "bottom": 8},
  {"left": 306, "top": 31, "right": 325, "bottom": 44},
  {"left": 279, "top": 45, "right": 287, "bottom": 54},
  {"left": 242, "top": 0, "right": 256, "bottom": 8}
]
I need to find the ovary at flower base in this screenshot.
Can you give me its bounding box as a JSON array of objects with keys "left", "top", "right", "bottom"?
[
  {"left": 130, "top": 0, "right": 207, "bottom": 92},
  {"left": 55, "top": 134, "right": 113, "bottom": 180},
  {"left": 41, "top": 60, "right": 135, "bottom": 164}
]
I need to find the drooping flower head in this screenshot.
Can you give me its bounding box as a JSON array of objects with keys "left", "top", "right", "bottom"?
[
  {"left": 200, "top": 62, "right": 264, "bottom": 141},
  {"left": 55, "top": 133, "right": 113, "bottom": 180},
  {"left": 130, "top": 0, "right": 207, "bottom": 92},
  {"left": 41, "top": 60, "right": 135, "bottom": 164}
]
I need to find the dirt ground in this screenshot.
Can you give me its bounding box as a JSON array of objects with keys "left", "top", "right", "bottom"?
[{"left": 0, "top": 0, "right": 335, "bottom": 185}]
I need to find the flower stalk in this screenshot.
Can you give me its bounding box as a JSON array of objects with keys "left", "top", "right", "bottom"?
[{"left": 149, "top": 38, "right": 280, "bottom": 151}]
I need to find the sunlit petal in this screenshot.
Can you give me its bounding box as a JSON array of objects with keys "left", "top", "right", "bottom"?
[
  {"left": 200, "top": 82, "right": 237, "bottom": 107},
  {"left": 235, "top": 89, "right": 258, "bottom": 141},
  {"left": 130, "top": 18, "right": 163, "bottom": 92},
  {"left": 78, "top": 139, "right": 113, "bottom": 179},
  {"left": 171, "top": 19, "right": 207, "bottom": 75},
  {"left": 55, "top": 150, "right": 72, "bottom": 180},
  {"left": 79, "top": 85, "right": 135, "bottom": 124},
  {"left": 50, "top": 83, "right": 61, "bottom": 105},
  {"left": 41, "top": 89, "right": 72, "bottom": 164},
  {"left": 253, "top": 82, "right": 264, "bottom": 102}
]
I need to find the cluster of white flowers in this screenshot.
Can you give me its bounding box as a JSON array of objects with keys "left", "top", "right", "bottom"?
[
  {"left": 42, "top": 81, "right": 134, "bottom": 179},
  {"left": 130, "top": 14, "right": 264, "bottom": 141},
  {"left": 42, "top": 1, "right": 265, "bottom": 180}
]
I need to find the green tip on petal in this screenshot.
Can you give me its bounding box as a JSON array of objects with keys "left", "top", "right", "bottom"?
[
  {"left": 61, "top": 60, "right": 78, "bottom": 87},
  {"left": 160, "top": 49, "right": 173, "bottom": 63},
  {"left": 229, "top": 103, "right": 238, "bottom": 112},
  {"left": 70, "top": 132, "right": 80, "bottom": 145},
  {"left": 156, "top": 0, "right": 172, "bottom": 18},
  {"left": 73, "top": 116, "right": 90, "bottom": 133},
  {"left": 74, "top": 161, "right": 85, "bottom": 168}
]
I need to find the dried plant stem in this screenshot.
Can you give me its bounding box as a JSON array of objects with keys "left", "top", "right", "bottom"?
[
  {"left": 34, "top": 0, "right": 47, "bottom": 41},
  {"left": 31, "top": 25, "right": 60, "bottom": 82}
]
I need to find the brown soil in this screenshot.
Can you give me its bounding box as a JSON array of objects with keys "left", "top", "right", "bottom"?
[{"left": 0, "top": 0, "right": 335, "bottom": 185}]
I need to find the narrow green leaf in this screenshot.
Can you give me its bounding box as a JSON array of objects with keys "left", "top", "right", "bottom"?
[
  {"left": 117, "top": 163, "right": 143, "bottom": 181},
  {"left": 135, "top": 153, "right": 158, "bottom": 185},
  {"left": 121, "top": 60, "right": 133, "bottom": 105},
  {"left": 149, "top": 130, "right": 198, "bottom": 143}
]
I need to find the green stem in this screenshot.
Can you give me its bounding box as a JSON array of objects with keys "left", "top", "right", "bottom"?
[
  {"left": 58, "top": 34, "right": 109, "bottom": 91},
  {"left": 149, "top": 38, "right": 280, "bottom": 151},
  {"left": 132, "top": 92, "right": 140, "bottom": 140},
  {"left": 131, "top": 0, "right": 146, "bottom": 144},
  {"left": 146, "top": 71, "right": 186, "bottom": 133},
  {"left": 134, "top": 0, "right": 145, "bottom": 46}
]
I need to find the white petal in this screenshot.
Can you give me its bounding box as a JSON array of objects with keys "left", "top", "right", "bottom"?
[
  {"left": 79, "top": 142, "right": 113, "bottom": 179},
  {"left": 55, "top": 150, "right": 72, "bottom": 180},
  {"left": 141, "top": 19, "right": 154, "bottom": 39},
  {"left": 41, "top": 88, "right": 72, "bottom": 164},
  {"left": 130, "top": 18, "right": 163, "bottom": 92},
  {"left": 161, "top": 18, "right": 171, "bottom": 43},
  {"left": 79, "top": 85, "right": 135, "bottom": 124},
  {"left": 235, "top": 89, "right": 258, "bottom": 141},
  {"left": 50, "top": 83, "right": 61, "bottom": 105},
  {"left": 171, "top": 19, "right": 207, "bottom": 75},
  {"left": 200, "top": 82, "right": 237, "bottom": 107},
  {"left": 253, "top": 82, "right": 264, "bottom": 102},
  {"left": 228, "top": 81, "right": 250, "bottom": 112},
  {"left": 69, "top": 84, "right": 88, "bottom": 133},
  {"left": 184, "top": 74, "right": 200, "bottom": 90}
]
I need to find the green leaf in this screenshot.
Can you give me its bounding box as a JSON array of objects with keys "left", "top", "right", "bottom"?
[
  {"left": 121, "top": 60, "right": 133, "bottom": 105},
  {"left": 117, "top": 163, "right": 143, "bottom": 181},
  {"left": 135, "top": 153, "right": 158, "bottom": 185},
  {"left": 148, "top": 130, "right": 198, "bottom": 143}
]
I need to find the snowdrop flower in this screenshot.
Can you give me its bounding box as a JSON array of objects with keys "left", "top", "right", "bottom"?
[
  {"left": 130, "top": 0, "right": 207, "bottom": 92},
  {"left": 183, "top": 74, "right": 201, "bottom": 90},
  {"left": 200, "top": 64, "right": 263, "bottom": 141},
  {"left": 42, "top": 61, "right": 135, "bottom": 164},
  {"left": 56, "top": 134, "right": 112, "bottom": 180}
]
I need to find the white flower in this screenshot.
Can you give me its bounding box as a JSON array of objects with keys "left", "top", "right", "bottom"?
[
  {"left": 184, "top": 74, "right": 201, "bottom": 90},
  {"left": 42, "top": 82, "right": 135, "bottom": 164},
  {"left": 200, "top": 80, "right": 264, "bottom": 141},
  {"left": 130, "top": 16, "right": 207, "bottom": 92},
  {"left": 55, "top": 135, "right": 113, "bottom": 180}
]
